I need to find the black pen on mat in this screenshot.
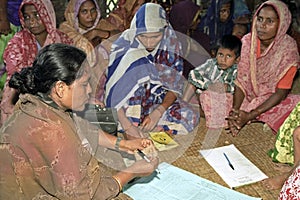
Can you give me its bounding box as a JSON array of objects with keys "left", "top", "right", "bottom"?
[
  {"left": 223, "top": 153, "right": 235, "bottom": 170},
  {"left": 137, "top": 149, "right": 160, "bottom": 174}
]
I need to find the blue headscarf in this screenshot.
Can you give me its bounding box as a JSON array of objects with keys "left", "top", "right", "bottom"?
[
  {"left": 7, "top": 0, "right": 22, "bottom": 26},
  {"left": 198, "top": 0, "right": 235, "bottom": 48},
  {"left": 105, "top": 3, "right": 184, "bottom": 109}
]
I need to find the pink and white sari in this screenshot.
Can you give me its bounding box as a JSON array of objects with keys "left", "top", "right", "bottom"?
[
  {"left": 235, "top": 0, "right": 300, "bottom": 132},
  {"left": 0, "top": 0, "right": 72, "bottom": 125}
]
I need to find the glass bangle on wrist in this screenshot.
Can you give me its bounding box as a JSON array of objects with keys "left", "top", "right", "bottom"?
[{"left": 115, "top": 137, "right": 122, "bottom": 151}]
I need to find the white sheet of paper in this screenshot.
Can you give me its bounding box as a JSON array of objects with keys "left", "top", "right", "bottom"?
[
  {"left": 200, "top": 144, "right": 268, "bottom": 188},
  {"left": 123, "top": 162, "right": 261, "bottom": 200}
]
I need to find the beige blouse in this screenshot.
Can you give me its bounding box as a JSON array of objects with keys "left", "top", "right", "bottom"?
[{"left": 0, "top": 94, "right": 131, "bottom": 200}]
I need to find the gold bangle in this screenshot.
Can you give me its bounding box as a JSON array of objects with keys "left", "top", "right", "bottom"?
[{"left": 112, "top": 175, "right": 122, "bottom": 192}]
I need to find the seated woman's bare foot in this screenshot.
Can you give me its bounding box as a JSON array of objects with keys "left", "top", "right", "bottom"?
[
  {"left": 261, "top": 172, "right": 290, "bottom": 190},
  {"left": 273, "top": 162, "right": 293, "bottom": 173}
]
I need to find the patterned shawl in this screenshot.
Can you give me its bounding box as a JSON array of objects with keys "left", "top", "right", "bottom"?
[
  {"left": 3, "top": 0, "right": 72, "bottom": 79},
  {"left": 59, "top": 0, "right": 102, "bottom": 68},
  {"left": 105, "top": 3, "right": 184, "bottom": 109},
  {"left": 235, "top": 0, "right": 299, "bottom": 103},
  {"left": 59, "top": 0, "right": 144, "bottom": 67},
  {"left": 62, "top": 0, "right": 101, "bottom": 35}
]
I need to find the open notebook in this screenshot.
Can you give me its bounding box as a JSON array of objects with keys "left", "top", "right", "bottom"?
[{"left": 123, "top": 162, "right": 261, "bottom": 200}]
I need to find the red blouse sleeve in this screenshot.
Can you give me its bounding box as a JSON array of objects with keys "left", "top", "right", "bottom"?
[{"left": 277, "top": 66, "right": 297, "bottom": 89}]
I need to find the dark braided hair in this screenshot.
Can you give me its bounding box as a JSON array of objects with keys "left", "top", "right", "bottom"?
[{"left": 9, "top": 43, "right": 87, "bottom": 95}]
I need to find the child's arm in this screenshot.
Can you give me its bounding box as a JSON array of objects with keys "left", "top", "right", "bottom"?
[
  {"left": 182, "top": 83, "right": 196, "bottom": 102},
  {"left": 225, "top": 83, "right": 235, "bottom": 93},
  {"left": 224, "top": 66, "right": 238, "bottom": 93}
]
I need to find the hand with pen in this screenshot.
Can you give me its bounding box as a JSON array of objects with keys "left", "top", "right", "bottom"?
[
  {"left": 131, "top": 145, "right": 159, "bottom": 176},
  {"left": 112, "top": 136, "right": 159, "bottom": 190},
  {"left": 135, "top": 144, "right": 158, "bottom": 163},
  {"left": 112, "top": 152, "right": 159, "bottom": 192},
  {"left": 126, "top": 144, "right": 159, "bottom": 176},
  {"left": 123, "top": 155, "right": 159, "bottom": 177}
]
